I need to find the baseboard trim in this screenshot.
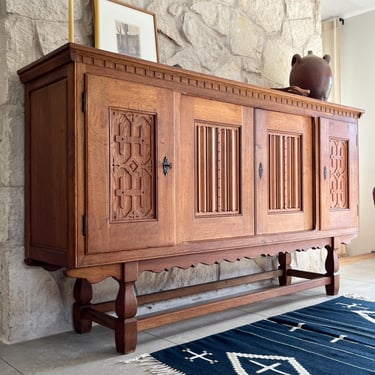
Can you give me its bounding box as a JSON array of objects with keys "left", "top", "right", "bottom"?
[{"left": 340, "top": 252, "right": 375, "bottom": 265}]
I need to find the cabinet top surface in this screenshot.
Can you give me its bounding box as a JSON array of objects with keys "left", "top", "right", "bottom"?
[{"left": 18, "top": 43, "right": 364, "bottom": 120}]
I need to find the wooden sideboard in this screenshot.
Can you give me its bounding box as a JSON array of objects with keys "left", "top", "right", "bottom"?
[{"left": 18, "top": 43, "right": 363, "bottom": 354}]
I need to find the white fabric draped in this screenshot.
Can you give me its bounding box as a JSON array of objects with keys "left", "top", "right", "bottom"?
[{"left": 322, "top": 18, "right": 342, "bottom": 103}]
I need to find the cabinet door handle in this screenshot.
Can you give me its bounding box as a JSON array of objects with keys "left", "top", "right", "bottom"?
[
  {"left": 323, "top": 166, "right": 328, "bottom": 180},
  {"left": 259, "top": 162, "right": 263, "bottom": 178},
  {"left": 162, "top": 156, "right": 173, "bottom": 176}
]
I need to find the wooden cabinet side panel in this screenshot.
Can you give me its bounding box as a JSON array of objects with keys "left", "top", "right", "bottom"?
[{"left": 28, "top": 79, "right": 69, "bottom": 256}]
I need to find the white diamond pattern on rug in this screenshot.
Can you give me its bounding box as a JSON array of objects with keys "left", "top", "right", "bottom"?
[
  {"left": 227, "top": 353, "right": 310, "bottom": 375},
  {"left": 147, "top": 297, "right": 375, "bottom": 374}
]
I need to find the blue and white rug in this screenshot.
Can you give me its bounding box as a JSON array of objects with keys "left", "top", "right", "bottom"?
[{"left": 126, "top": 296, "right": 375, "bottom": 374}]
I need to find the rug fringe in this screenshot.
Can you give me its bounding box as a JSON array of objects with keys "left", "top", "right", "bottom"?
[
  {"left": 121, "top": 353, "right": 186, "bottom": 374},
  {"left": 344, "top": 293, "right": 374, "bottom": 301}
]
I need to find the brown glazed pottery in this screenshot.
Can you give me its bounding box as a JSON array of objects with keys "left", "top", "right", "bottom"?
[{"left": 289, "top": 51, "right": 333, "bottom": 101}]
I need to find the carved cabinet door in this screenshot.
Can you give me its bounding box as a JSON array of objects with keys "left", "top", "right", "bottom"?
[
  {"left": 319, "top": 117, "right": 358, "bottom": 230},
  {"left": 255, "top": 109, "right": 314, "bottom": 234},
  {"left": 84, "top": 74, "right": 175, "bottom": 254},
  {"left": 177, "top": 96, "right": 254, "bottom": 242}
]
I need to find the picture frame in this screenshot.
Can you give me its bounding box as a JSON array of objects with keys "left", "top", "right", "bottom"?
[{"left": 92, "top": 0, "right": 159, "bottom": 62}]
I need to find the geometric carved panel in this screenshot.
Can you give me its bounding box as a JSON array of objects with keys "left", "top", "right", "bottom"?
[
  {"left": 268, "top": 132, "right": 302, "bottom": 211},
  {"left": 110, "top": 108, "right": 155, "bottom": 222},
  {"left": 196, "top": 121, "right": 240, "bottom": 216},
  {"left": 329, "top": 137, "right": 349, "bottom": 209}
]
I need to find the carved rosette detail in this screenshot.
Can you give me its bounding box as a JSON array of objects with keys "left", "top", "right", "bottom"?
[
  {"left": 268, "top": 132, "right": 302, "bottom": 211},
  {"left": 110, "top": 109, "right": 155, "bottom": 221},
  {"left": 329, "top": 138, "right": 349, "bottom": 209},
  {"left": 196, "top": 122, "right": 240, "bottom": 215}
]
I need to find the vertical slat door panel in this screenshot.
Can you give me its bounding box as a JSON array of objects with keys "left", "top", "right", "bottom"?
[
  {"left": 255, "top": 109, "right": 313, "bottom": 234},
  {"left": 178, "top": 96, "right": 254, "bottom": 242}
]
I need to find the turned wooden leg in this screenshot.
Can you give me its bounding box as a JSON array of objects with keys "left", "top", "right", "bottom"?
[
  {"left": 325, "top": 245, "right": 339, "bottom": 295},
  {"left": 73, "top": 278, "right": 93, "bottom": 333},
  {"left": 114, "top": 262, "right": 138, "bottom": 354},
  {"left": 278, "top": 252, "right": 292, "bottom": 286}
]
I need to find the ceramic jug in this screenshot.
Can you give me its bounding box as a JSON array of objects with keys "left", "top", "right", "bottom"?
[{"left": 289, "top": 51, "right": 333, "bottom": 101}]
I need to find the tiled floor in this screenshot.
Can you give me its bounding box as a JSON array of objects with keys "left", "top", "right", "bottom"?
[{"left": 1, "top": 255, "right": 374, "bottom": 374}]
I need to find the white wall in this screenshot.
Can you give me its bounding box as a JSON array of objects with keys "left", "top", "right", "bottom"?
[{"left": 340, "top": 11, "right": 375, "bottom": 255}]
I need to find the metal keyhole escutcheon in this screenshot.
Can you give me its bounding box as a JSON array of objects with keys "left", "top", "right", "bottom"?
[
  {"left": 259, "top": 162, "right": 263, "bottom": 178},
  {"left": 163, "top": 156, "right": 172, "bottom": 176}
]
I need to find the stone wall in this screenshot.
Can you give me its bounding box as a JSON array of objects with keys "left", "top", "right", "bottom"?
[{"left": 0, "top": 0, "right": 322, "bottom": 343}]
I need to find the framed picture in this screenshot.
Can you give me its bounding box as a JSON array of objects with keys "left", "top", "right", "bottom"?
[{"left": 92, "top": 0, "right": 159, "bottom": 62}]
